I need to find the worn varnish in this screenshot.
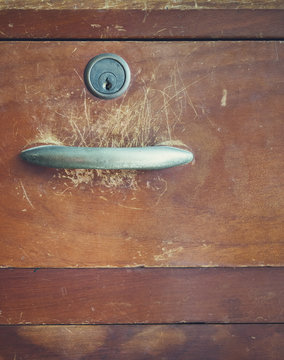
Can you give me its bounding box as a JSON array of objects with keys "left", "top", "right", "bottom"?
[
  {"left": 0, "top": 324, "right": 283, "bottom": 360},
  {"left": 0, "top": 41, "right": 283, "bottom": 268},
  {"left": 1, "top": 0, "right": 284, "bottom": 10},
  {"left": 1, "top": 0, "right": 283, "bottom": 40},
  {"left": 0, "top": 268, "right": 283, "bottom": 324},
  {"left": 0, "top": 9, "right": 283, "bottom": 39}
]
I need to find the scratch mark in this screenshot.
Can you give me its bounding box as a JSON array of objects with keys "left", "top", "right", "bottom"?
[
  {"left": 55, "top": 110, "right": 68, "bottom": 118},
  {"left": 61, "top": 287, "right": 68, "bottom": 297},
  {"left": 155, "top": 178, "right": 168, "bottom": 206},
  {"left": 19, "top": 180, "right": 34, "bottom": 209},
  {"left": 54, "top": 186, "right": 73, "bottom": 196},
  {"left": 142, "top": 11, "right": 149, "bottom": 23},
  {"left": 70, "top": 119, "right": 87, "bottom": 146},
  {"left": 28, "top": 64, "right": 192, "bottom": 191},
  {"left": 176, "top": 66, "right": 198, "bottom": 117},
  {"left": 155, "top": 28, "right": 167, "bottom": 35},
  {"left": 206, "top": 114, "right": 217, "bottom": 129},
  {"left": 83, "top": 88, "right": 90, "bottom": 126},
  {"left": 154, "top": 246, "right": 184, "bottom": 262},
  {"left": 221, "top": 89, "right": 227, "bottom": 107},
  {"left": 118, "top": 203, "right": 143, "bottom": 211},
  {"left": 73, "top": 68, "right": 84, "bottom": 84},
  {"left": 19, "top": 246, "right": 31, "bottom": 260},
  {"left": 274, "top": 43, "right": 279, "bottom": 61},
  {"left": 158, "top": 73, "right": 209, "bottom": 113},
  {"left": 114, "top": 25, "right": 126, "bottom": 32},
  {"left": 107, "top": 303, "right": 132, "bottom": 322}
]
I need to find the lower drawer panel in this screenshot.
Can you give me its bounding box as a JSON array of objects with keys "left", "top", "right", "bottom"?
[
  {"left": 0, "top": 324, "right": 283, "bottom": 360},
  {"left": 0, "top": 268, "right": 283, "bottom": 324}
]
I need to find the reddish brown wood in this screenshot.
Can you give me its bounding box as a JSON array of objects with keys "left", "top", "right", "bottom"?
[
  {"left": 0, "top": 41, "right": 283, "bottom": 268},
  {"left": 0, "top": 10, "right": 283, "bottom": 39},
  {"left": 0, "top": 5, "right": 282, "bottom": 358},
  {"left": 0, "top": 268, "right": 283, "bottom": 324},
  {"left": 0, "top": 324, "right": 283, "bottom": 359},
  {"left": 1, "top": 0, "right": 284, "bottom": 10}
]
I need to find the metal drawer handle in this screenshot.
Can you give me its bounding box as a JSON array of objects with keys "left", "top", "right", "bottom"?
[{"left": 20, "top": 145, "right": 194, "bottom": 170}]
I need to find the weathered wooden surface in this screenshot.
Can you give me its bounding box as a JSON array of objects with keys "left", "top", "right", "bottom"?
[
  {"left": 0, "top": 41, "right": 283, "bottom": 268},
  {"left": 1, "top": 0, "right": 283, "bottom": 10},
  {"left": 0, "top": 324, "right": 283, "bottom": 360},
  {"left": 0, "top": 10, "right": 283, "bottom": 39},
  {"left": 0, "top": 268, "right": 283, "bottom": 324},
  {"left": 0, "top": 8, "right": 282, "bottom": 360}
]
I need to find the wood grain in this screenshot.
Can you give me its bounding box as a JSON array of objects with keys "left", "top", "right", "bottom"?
[
  {"left": 1, "top": 0, "right": 283, "bottom": 10},
  {"left": 0, "top": 268, "right": 283, "bottom": 324},
  {"left": 0, "top": 324, "right": 283, "bottom": 360},
  {"left": 0, "top": 41, "right": 283, "bottom": 268},
  {"left": 1, "top": 6, "right": 282, "bottom": 359},
  {"left": 0, "top": 10, "right": 283, "bottom": 39}
]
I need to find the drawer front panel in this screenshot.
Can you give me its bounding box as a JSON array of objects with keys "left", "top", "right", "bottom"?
[{"left": 0, "top": 41, "right": 283, "bottom": 267}]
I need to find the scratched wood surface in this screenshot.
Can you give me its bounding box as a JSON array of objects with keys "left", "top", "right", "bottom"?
[
  {"left": 0, "top": 41, "right": 283, "bottom": 268},
  {"left": 1, "top": 0, "right": 283, "bottom": 10},
  {"left": 0, "top": 9, "right": 283, "bottom": 39},
  {"left": 0, "top": 324, "right": 283, "bottom": 360},
  {"left": 0, "top": 268, "right": 283, "bottom": 324}
]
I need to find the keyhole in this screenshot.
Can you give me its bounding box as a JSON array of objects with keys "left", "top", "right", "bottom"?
[{"left": 104, "top": 77, "right": 112, "bottom": 91}]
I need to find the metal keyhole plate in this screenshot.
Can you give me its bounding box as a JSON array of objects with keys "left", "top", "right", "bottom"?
[{"left": 84, "top": 53, "right": 131, "bottom": 100}]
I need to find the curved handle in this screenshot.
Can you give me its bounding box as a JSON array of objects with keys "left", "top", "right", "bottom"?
[{"left": 20, "top": 145, "right": 194, "bottom": 170}]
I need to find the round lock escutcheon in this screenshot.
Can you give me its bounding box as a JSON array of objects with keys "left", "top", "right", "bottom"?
[{"left": 84, "top": 53, "right": 131, "bottom": 100}]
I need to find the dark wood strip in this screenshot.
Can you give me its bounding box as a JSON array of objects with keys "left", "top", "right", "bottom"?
[
  {"left": 0, "top": 10, "right": 283, "bottom": 40},
  {"left": 1, "top": 0, "right": 284, "bottom": 10},
  {"left": 0, "top": 324, "right": 283, "bottom": 359},
  {"left": 0, "top": 268, "right": 283, "bottom": 324}
]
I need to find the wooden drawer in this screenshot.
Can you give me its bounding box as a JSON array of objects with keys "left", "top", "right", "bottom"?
[
  {"left": 0, "top": 2, "right": 284, "bottom": 359},
  {"left": 0, "top": 41, "right": 283, "bottom": 268}
]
